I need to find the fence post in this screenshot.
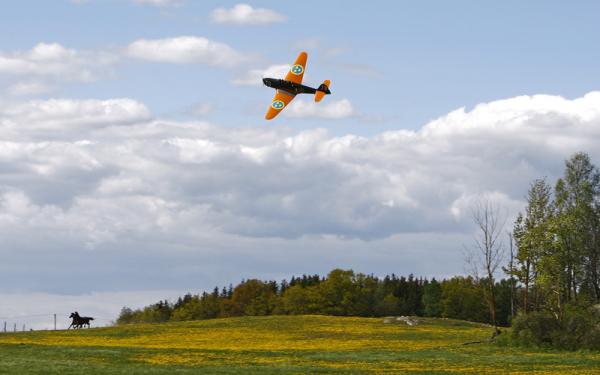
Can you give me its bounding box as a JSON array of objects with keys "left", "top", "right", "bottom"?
[
  {"left": 54, "top": 314, "right": 57, "bottom": 331},
  {"left": 22, "top": 324, "right": 25, "bottom": 332},
  {"left": 13, "top": 323, "right": 16, "bottom": 332},
  {"left": 3, "top": 321, "right": 5, "bottom": 333}
]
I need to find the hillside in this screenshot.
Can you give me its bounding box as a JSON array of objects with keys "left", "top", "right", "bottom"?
[{"left": 0, "top": 315, "right": 599, "bottom": 374}]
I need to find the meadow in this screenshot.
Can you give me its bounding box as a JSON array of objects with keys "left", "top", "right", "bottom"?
[{"left": 0, "top": 315, "right": 599, "bottom": 374}]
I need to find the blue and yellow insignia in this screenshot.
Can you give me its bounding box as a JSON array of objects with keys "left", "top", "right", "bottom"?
[
  {"left": 271, "top": 100, "right": 285, "bottom": 110},
  {"left": 290, "top": 64, "right": 304, "bottom": 75}
]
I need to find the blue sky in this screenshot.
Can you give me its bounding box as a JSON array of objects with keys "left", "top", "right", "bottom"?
[
  {"left": 2, "top": 1, "right": 600, "bottom": 326},
  {"left": 3, "top": 1, "right": 599, "bottom": 135}
]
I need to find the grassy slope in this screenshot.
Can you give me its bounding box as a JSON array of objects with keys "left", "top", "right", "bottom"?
[{"left": 0, "top": 315, "right": 599, "bottom": 374}]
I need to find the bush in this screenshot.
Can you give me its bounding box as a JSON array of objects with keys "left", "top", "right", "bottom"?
[
  {"left": 511, "top": 305, "right": 600, "bottom": 350},
  {"left": 511, "top": 311, "right": 560, "bottom": 347},
  {"left": 558, "top": 305, "right": 600, "bottom": 350}
]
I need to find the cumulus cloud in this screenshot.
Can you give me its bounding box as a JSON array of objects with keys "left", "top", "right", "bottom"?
[
  {"left": 0, "top": 42, "right": 116, "bottom": 82},
  {"left": 231, "top": 64, "right": 290, "bottom": 86},
  {"left": 0, "top": 37, "right": 246, "bottom": 95},
  {"left": 285, "top": 98, "right": 356, "bottom": 119},
  {"left": 3, "top": 92, "right": 600, "bottom": 239},
  {"left": 0, "top": 98, "right": 151, "bottom": 137},
  {"left": 3, "top": 92, "right": 600, "bottom": 300},
  {"left": 211, "top": 4, "right": 286, "bottom": 25},
  {"left": 127, "top": 36, "right": 246, "bottom": 67}
]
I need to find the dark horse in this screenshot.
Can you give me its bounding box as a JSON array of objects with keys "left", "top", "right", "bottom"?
[{"left": 68, "top": 312, "right": 94, "bottom": 329}]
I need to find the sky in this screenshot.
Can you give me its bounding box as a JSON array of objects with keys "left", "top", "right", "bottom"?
[{"left": 1, "top": 0, "right": 600, "bottom": 329}]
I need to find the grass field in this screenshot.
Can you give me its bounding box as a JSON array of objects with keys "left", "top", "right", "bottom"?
[{"left": 1, "top": 315, "right": 599, "bottom": 374}]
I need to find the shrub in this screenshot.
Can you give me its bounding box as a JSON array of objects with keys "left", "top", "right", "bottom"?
[
  {"left": 511, "top": 311, "right": 560, "bottom": 347},
  {"left": 558, "top": 305, "right": 600, "bottom": 350},
  {"left": 511, "top": 305, "right": 600, "bottom": 350}
]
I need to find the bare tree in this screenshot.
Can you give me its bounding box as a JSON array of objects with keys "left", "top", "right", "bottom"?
[{"left": 465, "top": 199, "right": 506, "bottom": 329}]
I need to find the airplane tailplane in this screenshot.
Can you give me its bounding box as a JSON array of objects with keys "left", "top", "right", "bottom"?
[{"left": 314, "top": 80, "right": 331, "bottom": 102}]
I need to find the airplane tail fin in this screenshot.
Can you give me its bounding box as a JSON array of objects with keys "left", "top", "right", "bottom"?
[{"left": 315, "top": 80, "right": 331, "bottom": 102}]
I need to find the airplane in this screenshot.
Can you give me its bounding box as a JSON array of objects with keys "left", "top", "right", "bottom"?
[{"left": 262, "top": 51, "right": 331, "bottom": 120}]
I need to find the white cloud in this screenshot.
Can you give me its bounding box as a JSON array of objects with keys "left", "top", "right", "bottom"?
[
  {"left": 231, "top": 64, "right": 289, "bottom": 86},
  {"left": 0, "top": 42, "right": 116, "bottom": 82},
  {"left": 3, "top": 92, "right": 600, "bottom": 240},
  {"left": 127, "top": 36, "right": 246, "bottom": 67},
  {"left": 211, "top": 3, "right": 286, "bottom": 25},
  {"left": 285, "top": 98, "right": 356, "bottom": 119},
  {"left": 6, "top": 81, "right": 52, "bottom": 96},
  {"left": 0, "top": 98, "right": 150, "bottom": 138},
  {"left": 3, "top": 92, "right": 600, "bottom": 300}
]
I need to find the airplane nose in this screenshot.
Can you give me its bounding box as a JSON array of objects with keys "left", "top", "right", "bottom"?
[{"left": 262, "top": 78, "right": 270, "bottom": 86}]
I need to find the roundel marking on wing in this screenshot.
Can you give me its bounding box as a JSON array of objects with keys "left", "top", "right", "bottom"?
[
  {"left": 290, "top": 64, "right": 304, "bottom": 75},
  {"left": 271, "top": 100, "right": 285, "bottom": 110}
]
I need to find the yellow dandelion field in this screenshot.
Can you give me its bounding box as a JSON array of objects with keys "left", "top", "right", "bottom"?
[{"left": 1, "top": 315, "right": 599, "bottom": 374}]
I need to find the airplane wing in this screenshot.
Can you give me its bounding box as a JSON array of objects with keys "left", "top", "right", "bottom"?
[
  {"left": 265, "top": 90, "right": 295, "bottom": 120},
  {"left": 284, "top": 51, "right": 307, "bottom": 85}
]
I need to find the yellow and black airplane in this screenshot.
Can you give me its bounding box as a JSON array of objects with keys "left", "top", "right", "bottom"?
[{"left": 262, "top": 51, "right": 331, "bottom": 120}]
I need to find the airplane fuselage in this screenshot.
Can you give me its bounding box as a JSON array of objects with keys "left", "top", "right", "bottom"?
[{"left": 263, "top": 78, "right": 330, "bottom": 96}]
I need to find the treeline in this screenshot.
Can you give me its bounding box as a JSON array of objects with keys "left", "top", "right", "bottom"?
[
  {"left": 117, "top": 270, "right": 515, "bottom": 326},
  {"left": 508, "top": 152, "right": 600, "bottom": 349}
]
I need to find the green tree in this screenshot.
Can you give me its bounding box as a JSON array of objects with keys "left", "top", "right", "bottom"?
[
  {"left": 116, "top": 307, "right": 135, "bottom": 324},
  {"left": 441, "top": 277, "right": 489, "bottom": 323},
  {"left": 375, "top": 293, "right": 400, "bottom": 316},
  {"left": 229, "top": 279, "right": 279, "bottom": 316},
  {"left": 281, "top": 284, "right": 321, "bottom": 314},
  {"left": 422, "top": 279, "right": 442, "bottom": 317},
  {"left": 512, "top": 179, "right": 553, "bottom": 313},
  {"left": 317, "top": 269, "right": 359, "bottom": 316},
  {"left": 352, "top": 274, "right": 380, "bottom": 316},
  {"left": 555, "top": 152, "right": 600, "bottom": 304},
  {"left": 494, "top": 278, "right": 514, "bottom": 326}
]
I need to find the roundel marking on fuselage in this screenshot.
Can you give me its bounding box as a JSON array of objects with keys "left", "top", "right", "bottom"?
[
  {"left": 271, "top": 100, "right": 285, "bottom": 110},
  {"left": 290, "top": 64, "right": 304, "bottom": 75}
]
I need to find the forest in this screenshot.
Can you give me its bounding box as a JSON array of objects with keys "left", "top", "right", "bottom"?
[{"left": 117, "top": 271, "right": 514, "bottom": 326}]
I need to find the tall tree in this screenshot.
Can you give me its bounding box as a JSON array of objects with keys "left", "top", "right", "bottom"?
[
  {"left": 512, "top": 213, "right": 532, "bottom": 313},
  {"left": 554, "top": 152, "right": 600, "bottom": 304},
  {"left": 524, "top": 179, "right": 554, "bottom": 312},
  {"left": 422, "top": 279, "right": 443, "bottom": 317}
]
